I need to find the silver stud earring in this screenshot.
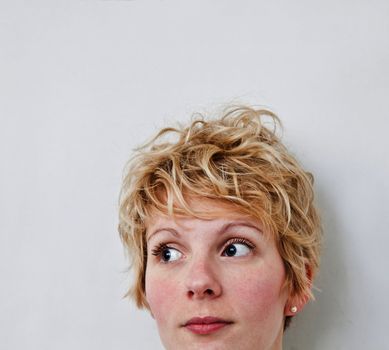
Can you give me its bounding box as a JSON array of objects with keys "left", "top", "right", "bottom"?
[{"left": 290, "top": 306, "right": 297, "bottom": 313}]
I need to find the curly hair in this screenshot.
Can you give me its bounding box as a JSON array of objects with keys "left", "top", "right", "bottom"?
[{"left": 118, "top": 105, "right": 321, "bottom": 329}]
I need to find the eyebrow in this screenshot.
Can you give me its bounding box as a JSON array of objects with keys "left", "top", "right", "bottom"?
[{"left": 146, "top": 221, "right": 262, "bottom": 242}]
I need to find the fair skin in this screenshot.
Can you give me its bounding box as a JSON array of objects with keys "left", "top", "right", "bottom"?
[{"left": 145, "top": 199, "right": 303, "bottom": 350}]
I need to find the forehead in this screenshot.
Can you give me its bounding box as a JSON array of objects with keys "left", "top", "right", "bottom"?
[
  {"left": 145, "top": 197, "right": 265, "bottom": 239},
  {"left": 145, "top": 196, "right": 249, "bottom": 226}
]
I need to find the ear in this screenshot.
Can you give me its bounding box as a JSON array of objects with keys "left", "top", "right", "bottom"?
[
  {"left": 284, "top": 293, "right": 310, "bottom": 316},
  {"left": 284, "top": 264, "right": 312, "bottom": 316}
]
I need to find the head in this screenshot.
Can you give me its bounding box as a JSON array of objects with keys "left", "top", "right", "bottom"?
[{"left": 119, "top": 106, "right": 321, "bottom": 349}]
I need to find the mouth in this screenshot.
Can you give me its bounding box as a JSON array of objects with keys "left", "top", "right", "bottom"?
[{"left": 183, "top": 316, "right": 233, "bottom": 335}]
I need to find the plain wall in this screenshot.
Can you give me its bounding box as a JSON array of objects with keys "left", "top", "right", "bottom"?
[{"left": 1, "top": 1, "right": 388, "bottom": 349}]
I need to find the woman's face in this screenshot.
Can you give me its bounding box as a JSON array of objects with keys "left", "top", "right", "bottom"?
[{"left": 145, "top": 199, "right": 292, "bottom": 350}]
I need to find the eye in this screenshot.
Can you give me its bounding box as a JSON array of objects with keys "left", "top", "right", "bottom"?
[
  {"left": 161, "top": 247, "right": 182, "bottom": 262},
  {"left": 222, "top": 238, "right": 254, "bottom": 257},
  {"left": 152, "top": 244, "right": 183, "bottom": 263}
]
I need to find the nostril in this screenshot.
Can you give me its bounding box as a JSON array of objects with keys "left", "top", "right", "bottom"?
[{"left": 187, "top": 288, "right": 214, "bottom": 298}]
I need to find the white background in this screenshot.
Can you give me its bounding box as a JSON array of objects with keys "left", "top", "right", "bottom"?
[{"left": 1, "top": 1, "right": 388, "bottom": 349}]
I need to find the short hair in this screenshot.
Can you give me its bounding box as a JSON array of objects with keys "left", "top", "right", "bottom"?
[{"left": 118, "top": 105, "right": 321, "bottom": 328}]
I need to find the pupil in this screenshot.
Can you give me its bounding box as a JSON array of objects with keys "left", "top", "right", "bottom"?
[
  {"left": 162, "top": 249, "right": 171, "bottom": 261},
  {"left": 226, "top": 245, "right": 236, "bottom": 256}
]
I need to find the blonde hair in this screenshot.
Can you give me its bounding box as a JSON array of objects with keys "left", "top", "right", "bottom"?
[{"left": 119, "top": 105, "right": 321, "bottom": 327}]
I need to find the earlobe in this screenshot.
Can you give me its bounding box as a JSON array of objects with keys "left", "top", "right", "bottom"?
[
  {"left": 284, "top": 301, "right": 298, "bottom": 316},
  {"left": 290, "top": 306, "right": 298, "bottom": 313},
  {"left": 284, "top": 264, "right": 313, "bottom": 316},
  {"left": 284, "top": 294, "right": 309, "bottom": 316}
]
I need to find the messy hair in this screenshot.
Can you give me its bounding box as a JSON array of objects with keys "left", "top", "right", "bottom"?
[{"left": 118, "top": 105, "right": 321, "bottom": 328}]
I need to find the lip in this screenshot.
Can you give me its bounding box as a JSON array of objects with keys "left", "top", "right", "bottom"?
[{"left": 183, "top": 316, "right": 233, "bottom": 335}]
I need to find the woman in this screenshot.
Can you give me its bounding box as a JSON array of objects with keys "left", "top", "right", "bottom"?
[{"left": 119, "top": 105, "right": 321, "bottom": 349}]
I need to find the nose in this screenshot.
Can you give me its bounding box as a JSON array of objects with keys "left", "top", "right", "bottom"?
[{"left": 185, "top": 256, "right": 222, "bottom": 300}]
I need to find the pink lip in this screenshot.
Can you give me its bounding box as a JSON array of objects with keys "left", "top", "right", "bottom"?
[{"left": 183, "top": 317, "right": 233, "bottom": 335}]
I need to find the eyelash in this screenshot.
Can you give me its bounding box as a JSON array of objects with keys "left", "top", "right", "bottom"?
[
  {"left": 150, "top": 237, "right": 255, "bottom": 260},
  {"left": 224, "top": 237, "right": 255, "bottom": 252},
  {"left": 151, "top": 243, "right": 172, "bottom": 258}
]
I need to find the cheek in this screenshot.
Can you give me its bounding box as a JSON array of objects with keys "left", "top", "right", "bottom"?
[
  {"left": 231, "top": 263, "right": 287, "bottom": 321},
  {"left": 145, "top": 270, "right": 179, "bottom": 324}
]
